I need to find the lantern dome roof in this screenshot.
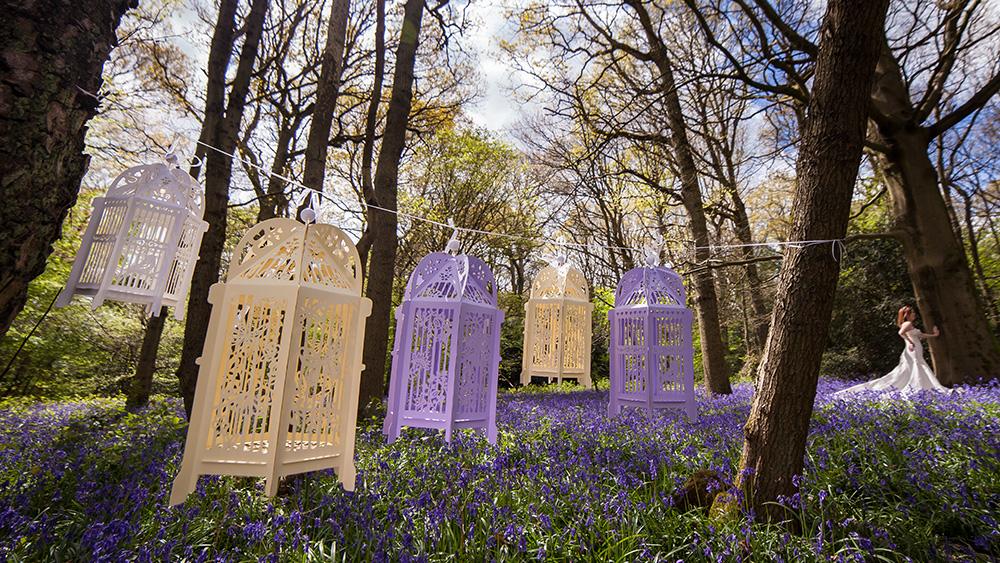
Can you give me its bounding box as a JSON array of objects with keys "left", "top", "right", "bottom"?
[
  {"left": 403, "top": 252, "right": 497, "bottom": 306},
  {"left": 106, "top": 161, "right": 204, "bottom": 217},
  {"left": 529, "top": 262, "right": 588, "bottom": 301},
  {"left": 228, "top": 218, "right": 362, "bottom": 292},
  {"left": 614, "top": 265, "right": 686, "bottom": 307}
]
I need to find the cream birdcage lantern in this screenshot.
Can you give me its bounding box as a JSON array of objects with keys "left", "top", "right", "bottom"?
[
  {"left": 521, "top": 257, "right": 593, "bottom": 387},
  {"left": 57, "top": 154, "right": 208, "bottom": 319},
  {"left": 169, "top": 217, "right": 371, "bottom": 505}
]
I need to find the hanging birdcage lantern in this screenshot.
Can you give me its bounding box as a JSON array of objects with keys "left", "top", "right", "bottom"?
[
  {"left": 56, "top": 153, "right": 208, "bottom": 319},
  {"left": 383, "top": 230, "right": 504, "bottom": 444},
  {"left": 169, "top": 216, "right": 371, "bottom": 504},
  {"left": 608, "top": 246, "right": 697, "bottom": 419},
  {"left": 521, "top": 254, "right": 593, "bottom": 387}
]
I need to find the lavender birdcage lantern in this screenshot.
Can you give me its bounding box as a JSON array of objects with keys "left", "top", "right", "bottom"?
[
  {"left": 57, "top": 153, "right": 207, "bottom": 320},
  {"left": 521, "top": 258, "right": 593, "bottom": 387},
  {"left": 608, "top": 250, "right": 697, "bottom": 419},
  {"left": 384, "top": 235, "right": 504, "bottom": 444}
]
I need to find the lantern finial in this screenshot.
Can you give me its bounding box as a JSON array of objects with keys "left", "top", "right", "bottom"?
[
  {"left": 554, "top": 236, "right": 569, "bottom": 267},
  {"left": 643, "top": 236, "right": 663, "bottom": 267},
  {"left": 445, "top": 218, "right": 462, "bottom": 255}
]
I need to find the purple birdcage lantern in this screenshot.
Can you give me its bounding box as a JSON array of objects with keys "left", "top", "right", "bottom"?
[
  {"left": 383, "top": 232, "right": 504, "bottom": 444},
  {"left": 608, "top": 247, "right": 697, "bottom": 420}
]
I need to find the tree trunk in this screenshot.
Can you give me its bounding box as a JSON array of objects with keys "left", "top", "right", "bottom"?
[
  {"left": 0, "top": 0, "right": 135, "bottom": 342},
  {"left": 359, "top": 0, "right": 425, "bottom": 415},
  {"left": 356, "top": 0, "right": 386, "bottom": 273},
  {"left": 128, "top": 307, "right": 166, "bottom": 411},
  {"left": 301, "top": 0, "right": 351, "bottom": 199},
  {"left": 737, "top": 0, "right": 888, "bottom": 522},
  {"left": 176, "top": 0, "right": 269, "bottom": 417},
  {"left": 258, "top": 116, "right": 297, "bottom": 221},
  {"left": 633, "top": 7, "right": 730, "bottom": 394}
]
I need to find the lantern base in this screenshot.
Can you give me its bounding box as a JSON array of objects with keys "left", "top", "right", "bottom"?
[
  {"left": 384, "top": 415, "right": 497, "bottom": 445},
  {"left": 520, "top": 368, "right": 593, "bottom": 388},
  {"left": 169, "top": 450, "right": 357, "bottom": 505},
  {"left": 56, "top": 286, "right": 183, "bottom": 319},
  {"left": 608, "top": 396, "right": 698, "bottom": 421}
]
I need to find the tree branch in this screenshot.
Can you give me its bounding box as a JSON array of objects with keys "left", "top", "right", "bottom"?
[{"left": 926, "top": 71, "right": 1000, "bottom": 138}]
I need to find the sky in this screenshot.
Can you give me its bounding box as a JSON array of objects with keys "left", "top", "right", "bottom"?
[{"left": 462, "top": 3, "right": 531, "bottom": 133}]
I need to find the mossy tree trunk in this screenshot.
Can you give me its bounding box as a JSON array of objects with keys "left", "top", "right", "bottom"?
[{"left": 0, "top": 0, "right": 135, "bottom": 342}]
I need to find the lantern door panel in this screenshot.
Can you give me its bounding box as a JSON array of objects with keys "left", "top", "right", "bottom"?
[
  {"left": 163, "top": 221, "right": 205, "bottom": 307},
  {"left": 528, "top": 301, "right": 561, "bottom": 373},
  {"left": 611, "top": 309, "right": 648, "bottom": 399},
  {"left": 109, "top": 200, "right": 183, "bottom": 298},
  {"left": 561, "top": 302, "right": 590, "bottom": 373},
  {"left": 75, "top": 199, "right": 131, "bottom": 291},
  {"left": 453, "top": 305, "right": 498, "bottom": 424},
  {"left": 282, "top": 290, "right": 357, "bottom": 463},
  {"left": 201, "top": 287, "right": 295, "bottom": 465},
  {"left": 650, "top": 310, "right": 693, "bottom": 401},
  {"left": 398, "top": 304, "right": 459, "bottom": 424}
]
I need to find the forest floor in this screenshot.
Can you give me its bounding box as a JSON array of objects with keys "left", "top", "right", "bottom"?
[{"left": 0, "top": 379, "right": 997, "bottom": 562}]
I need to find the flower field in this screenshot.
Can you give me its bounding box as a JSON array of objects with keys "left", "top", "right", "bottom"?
[{"left": 1, "top": 380, "right": 998, "bottom": 562}]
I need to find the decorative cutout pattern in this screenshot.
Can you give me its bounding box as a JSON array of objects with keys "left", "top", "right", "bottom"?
[
  {"left": 609, "top": 265, "right": 696, "bottom": 419},
  {"left": 208, "top": 295, "right": 287, "bottom": 452},
  {"left": 455, "top": 310, "right": 495, "bottom": 416}
]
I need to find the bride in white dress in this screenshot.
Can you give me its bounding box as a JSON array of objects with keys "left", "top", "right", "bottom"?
[{"left": 837, "top": 305, "right": 950, "bottom": 394}]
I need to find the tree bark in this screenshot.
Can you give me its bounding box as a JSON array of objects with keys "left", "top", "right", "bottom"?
[
  {"left": 176, "top": 0, "right": 269, "bottom": 417},
  {"left": 359, "top": 0, "right": 425, "bottom": 415},
  {"left": 257, "top": 115, "right": 297, "bottom": 221},
  {"left": 356, "top": 0, "right": 386, "bottom": 273},
  {"left": 736, "top": 0, "right": 889, "bottom": 522},
  {"left": 628, "top": 0, "right": 730, "bottom": 394},
  {"left": 869, "top": 48, "right": 1000, "bottom": 384},
  {"left": 128, "top": 307, "right": 166, "bottom": 411},
  {"left": 301, "top": 0, "right": 351, "bottom": 200},
  {"left": 0, "top": 0, "right": 135, "bottom": 342}
]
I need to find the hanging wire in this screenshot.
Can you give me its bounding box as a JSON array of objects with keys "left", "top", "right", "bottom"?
[{"left": 195, "top": 138, "right": 849, "bottom": 262}]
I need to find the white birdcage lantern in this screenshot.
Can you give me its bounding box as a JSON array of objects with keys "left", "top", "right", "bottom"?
[
  {"left": 56, "top": 154, "right": 208, "bottom": 319},
  {"left": 169, "top": 217, "right": 372, "bottom": 505},
  {"left": 521, "top": 255, "right": 593, "bottom": 387}
]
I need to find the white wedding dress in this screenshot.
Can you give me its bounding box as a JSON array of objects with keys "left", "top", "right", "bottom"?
[{"left": 837, "top": 321, "right": 949, "bottom": 394}]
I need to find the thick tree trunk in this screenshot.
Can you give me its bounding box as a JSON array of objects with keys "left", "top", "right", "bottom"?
[
  {"left": 359, "top": 0, "right": 424, "bottom": 415},
  {"left": 128, "top": 308, "right": 166, "bottom": 411},
  {"left": 176, "top": 0, "right": 269, "bottom": 417},
  {"left": 639, "top": 23, "right": 730, "bottom": 394},
  {"left": 867, "top": 44, "right": 1000, "bottom": 384},
  {"left": 0, "top": 0, "right": 134, "bottom": 342},
  {"left": 301, "top": 0, "right": 351, "bottom": 198},
  {"left": 737, "top": 0, "right": 888, "bottom": 522}
]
